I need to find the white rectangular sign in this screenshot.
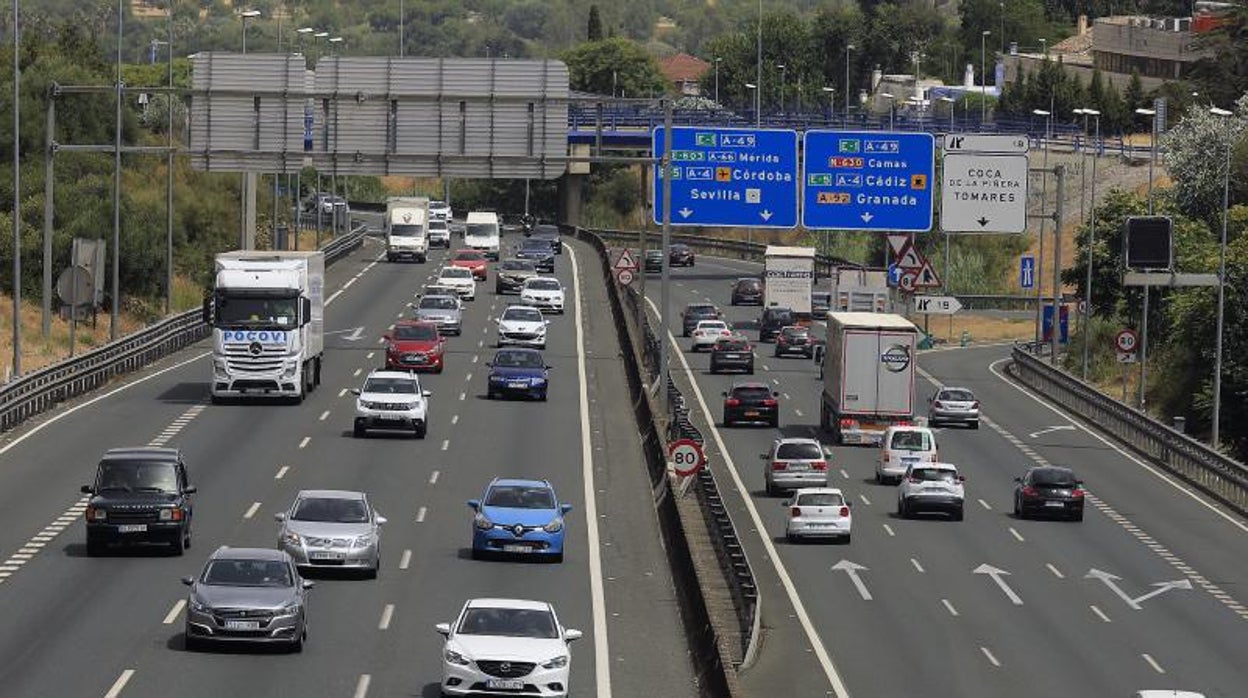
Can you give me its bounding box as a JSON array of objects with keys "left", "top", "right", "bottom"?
[
  {"left": 943, "top": 134, "right": 1029, "bottom": 154},
  {"left": 913, "top": 296, "right": 963, "bottom": 314},
  {"left": 941, "top": 153, "right": 1029, "bottom": 233}
]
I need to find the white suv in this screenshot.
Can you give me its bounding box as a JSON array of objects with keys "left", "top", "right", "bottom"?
[
  {"left": 352, "top": 370, "right": 431, "bottom": 439},
  {"left": 897, "top": 462, "right": 965, "bottom": 520},
  {"left": 876, "top": 426, "right": 937, "bottom": 485}
]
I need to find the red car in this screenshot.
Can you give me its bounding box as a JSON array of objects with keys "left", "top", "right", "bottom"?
[
  {"left": 384, "top": 320, "right": 446, "bottom": 373},
  {"left": 449, "top": 249, "right": 489, "bottom": 281}
]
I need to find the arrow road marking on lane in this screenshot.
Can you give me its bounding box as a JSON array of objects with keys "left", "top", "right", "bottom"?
[
  {"left": 974, "top": 564, "right": 1023, "bottom": 605},
  {"left": 832, "top": 560, "right": 873, "bottom": 601},
  {"left": 344, "top": 326, "right": 365, "bottom": 342},
  {"left": 1087, "top": 569, "right": 1195, "bottom": 610},
  {"left": 1028, "top": 425, "right": 1075, "bottom": 438},
  {"left": 1133, "top": 579, "right": 1194, "bottom": 605}
]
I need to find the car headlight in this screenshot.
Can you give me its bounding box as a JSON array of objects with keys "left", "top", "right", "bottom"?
[
  {"left": 282, "top": 531, "right": 303, "bottom": 547},
  {"left": 543, "top": 517, "right": 564, "bottom": 533},
  {"left": 87, "top": 506, "right": 106, "bottom": 521},
  {"left": 158, "top": 507, "right": 184, "bottom": 522},
  {"left": 274, "top": 600, "right": 301, "bottom": 617},
  {"left": 489, "top": 374, "right": 505, "bottom": 383},
  {"left": 531, "top": 377, "right": 546, "bottom": 385},
  {"left": 474, "top": 513, "right": 493, "bottom": 530},
  {"left": 541, "top": 655, "right": 568, "bottom": 669},
  {"left": 352, "top": 533, "right": 376, "bottom": 547},
  {"left": 189, "top": 598, "right": 209, "bottom": 613},
  {"left": 445, "top": 648, "right": 472, "bottom": 666},
  {"left": 283, "top": 362, "right": 298, "bottom": 377}
]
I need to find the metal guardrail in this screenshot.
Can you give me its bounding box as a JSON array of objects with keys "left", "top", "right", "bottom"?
[
  {"left": 0, "top": 226, "right": 367, "bottom": 434},
  {"left": 1010, "top": 344, "right": 1248, "bottom": 517}
]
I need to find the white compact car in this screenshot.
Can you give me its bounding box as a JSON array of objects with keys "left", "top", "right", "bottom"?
[
  {"left": 352, "top": 370, "right": 431, "bottom": 438},
  {"left": 897, "top": 462, "right": 965, "bottom": 520},
  {"left": 437, "top": 598, "right": 582, "bottom": 697},
  {"left": 436, "top": 266, "right": 477, "bottom": 301},
  {"left": 690, "top": 320, "right": 732, "bottom": 352},
  {"left": 520, "top": 277, "right": 565, "bottom": 314},
  {"left": 785, "top": 488, "right": 852, "bottom": 543},
  {"left": 876, "top": 426, "right": 938, "bottom": 485},
  {"left": 497, "top": 305, "right": 550, "bottom": 349}
]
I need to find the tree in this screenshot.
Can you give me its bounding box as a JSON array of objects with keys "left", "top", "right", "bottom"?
[
  {"left": 1123, "top": 69, "right": 1145, "bottom": 131},
  {"left": 1189, "top": 4, "right": 1248, "bottom": 107},
  {"left": 1162, "top": 93, "right": 1248, "bottom": 224},
  {"left": 587, "top": 5, "right": 603, "bottom": 42},
  {"left": 561, "top": 37, "right": 666, "bottom": 97}
]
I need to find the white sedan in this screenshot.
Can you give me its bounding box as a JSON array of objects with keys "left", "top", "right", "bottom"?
[
  {"left": 436, "top": 266, "right": 476, "bottom": 301},
  {"left": 784, "top": 488, "right": 852, "bottom": 543},
  {"left": 496, "top": 305, "right": 549, "bottom": 349},
  {"left": 520, "top": 277, "right": 565, "bottom": 314},
  {"left": 352, "top": 370, "right": 430, "bottom": 438},
  {"left": 437, "top": 598, "right": 582, "bottom": 697},
  {"left": 690, "top": 320, "right": 731, "bottom": 351}
]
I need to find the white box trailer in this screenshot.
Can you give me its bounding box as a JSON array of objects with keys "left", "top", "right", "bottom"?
[
  {"left": 819, "top": 312, "right": 919, "bottom": 445},
  {"left": 385, "top": 196, "right": 430, "bottom": 262},
  {"left": 764, "top": 246, "right": 816, "bottom": 316}
]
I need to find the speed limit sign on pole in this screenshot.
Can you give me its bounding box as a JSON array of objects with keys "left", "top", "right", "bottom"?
[
  {"left": 668, "top": 438, "right": 706, "bottom": 477},
  {"left": 1114, "top": 329, "right": 1138, "bottom": 353},
  {"left": 616, "top": 268, "right": 635, "bottom": 286}
]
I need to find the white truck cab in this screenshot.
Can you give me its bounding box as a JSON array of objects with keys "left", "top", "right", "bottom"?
[
  {"left": 464, "top": 211, "right": 501, "bottom": 261},
  {"left": 386, "top": 197, "right": 430, "bottom": 262}
]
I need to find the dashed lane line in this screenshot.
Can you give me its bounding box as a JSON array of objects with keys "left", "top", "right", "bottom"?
[
  {"left": 275, "top": 466, "right": 290, "bottom": 480},
  {"left": 1091, "top": 605, "right": 1112, "bottom": 623},
  {"left": 352, "top": 674, "right": 371, "bottom": 698},
  {"left": 163, "top": 600, "right": 186, "bottom": 625},
  {"left": 416, "top": 507, "right": 427, "bottom": 523},
  {"left": 243, "top": 502, "right": 261, "bottom": 520},
  {"left": 104, "top": 669, "right": 136, "bottom": 698},
  {"left": 399, "top": 549, "right": 412, "bottom": 570},
  {"left": 378, "top": 604, "right": 395, "bottom": 630},
  {"left": 980, "top": 646, "right": 1002, "bottom": 668}
]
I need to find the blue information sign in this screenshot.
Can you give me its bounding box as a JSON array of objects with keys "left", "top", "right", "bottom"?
[
  {"left": 1043, "top": 305, "right": 1069, "bottom": 344},
  {"left": 652, "top": 127, "right": 798, "bottom": 228},
  {"left": 802, "top": 131, "right": 935, "bottom": 231},
  {"left": 887, "top": 263, "right": 902, "bottom": 288},
  {"left": 1020, "top": 255, "right": 1036, "bottom": 289}
]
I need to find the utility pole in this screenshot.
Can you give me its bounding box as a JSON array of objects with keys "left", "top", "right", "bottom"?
[
  {"left": 165, "top": 8, "right": 174, "bottom": 314},
  {"left": 111, "top": 0, "right": 124, "bottom": 341},
  {"left": 12, "top": 0, "right": 22, "bottom": 377},
  {"left": 659, "top": 101, "right": 674, "bottom": 417},
  {"left": 1050, "top": 165, "right": 1065, "bottom": 364}
]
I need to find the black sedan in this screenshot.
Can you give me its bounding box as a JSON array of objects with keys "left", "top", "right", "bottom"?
[
  {"left": 730, "top": 278, "right": 763, "bottom": 306},
  {"left": 669, "top": 243, "right": 695, "bottom": 267},
  {"left": 1013, "top": 466, "right": 1085, "bottom": 521},
  {"left": 644, "top": 249, "right": 664, "bottom": 274},
  {"left": 710, "top": 336, "right": 754, "bottom": 374},
  {"left": 514, "top": 238, "right": 555, "bottom": 272},
  {"left": 722, "top": 382, "right": 780, "bottom": 427},
  {"left": 528, "top": 224, "right": 562, "bottom": 255},
  {"left": 681, "top": 303, "right": 722, "bottom": 337}
]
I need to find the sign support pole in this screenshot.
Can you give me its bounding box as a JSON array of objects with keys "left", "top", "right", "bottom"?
[
  {"left": 659, "top": 101, "right": 674, "bottom": 417},
  {"left": 1049, "top": 165, "right": 1064, "bottom": 364},
  {"left": 1139, "top": 287, "right": 1149, "bottom": 410}
]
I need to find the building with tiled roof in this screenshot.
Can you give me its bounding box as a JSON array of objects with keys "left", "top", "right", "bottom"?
[{"left": 658, "top": 53, "right": 711, "bottom": 96}]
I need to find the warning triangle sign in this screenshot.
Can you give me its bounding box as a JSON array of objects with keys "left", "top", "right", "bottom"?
[
  {"left": 895, "top": 241, "right": 926, "bottom": 271},
  {"left": 887, "top": 234, "right": 910, "bottom": 256},
  {"left": 913, "top": 260, "right": 942, "bottom": 288},
  {"left": 615, "top": 248, "right": 638, "bottom": 270}
]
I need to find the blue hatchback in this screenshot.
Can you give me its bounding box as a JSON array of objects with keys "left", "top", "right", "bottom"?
[
  {"left": 485, "top": 348, "right": 550, "bottom": 400},
  {"left": 468, "top": 478, "right": 572, "bottom": 562}
]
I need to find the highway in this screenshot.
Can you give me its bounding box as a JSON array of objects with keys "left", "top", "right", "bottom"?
[
  {"left": 644, "top": 253, "right": 1248, "bottom": 698},
  {"left": 0, "top": 237, "right": 697, "bottom": 697}
]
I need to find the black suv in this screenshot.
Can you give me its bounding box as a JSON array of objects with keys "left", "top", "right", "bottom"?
[
  {"left": 528, "top": 224, "right": 563, "bottom": 255},
  {"left": 730, "top": 278, "right": 763, "bottom": 306},
  {"left": 644, "top": 249, "right": 664, "bottom": 274},
  {"left": 668, "top": 243, "right": 695, "bottom": 267},
  {"left": 681, "top": 303, "right": 722, "bottom": 337},
  {"left": 758, "top": 307, "right": 796, "bottom": 342},
  {"left": 722, "top": 382, "right": 780, "bottom": 428},
  {"left": 710, "top": 336, "right": 755, "bottom": 374},
  {"left": 81, "top": 447, "right": 195, "bottom": 556}
]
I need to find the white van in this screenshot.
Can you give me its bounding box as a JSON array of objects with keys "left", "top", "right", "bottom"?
[
  {"left": 385, "top": 196, "right": 429, "bottom": 263},
  {"left": 876, "top": 426, "right": 938, "bottom": 484},
  {"left": 464, "top": 211, "right": 501, "bottom": 261}
]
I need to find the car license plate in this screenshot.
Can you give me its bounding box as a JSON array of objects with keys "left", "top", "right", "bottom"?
[
  {"left": 117, "top": 524, "right": 147, "bottom": 533},
  {"left": 744, "top": 410, "right": 759, "bottom": 417},
  {"left": 1045, "top": 501, "right": 1065, "bottom": 508},
  {"left": 726, "top": 354, "right": 741, "bottom": 359},
  {"left": 487, "top": 679, "right": 525, "bottom": 690},
  {"left": 508, "top": 382, "right": 528, "bottom": 389},
  {"left": 224, "top": 620, "right": 260, "bottom": 631},
  {"left": 788, "top": 463, "right": 810, "bottom": 471},
  {"left": 503, "top": 544, "right": 532, "bottom": 554},
  {"left": 309, "top": 551, "right": 345, "bottom": 560},
  {"left": 902, "top": 457, "right": 919, "bottom": 464},
  {"left": 808, "top": 523, "right": 835, "bottom": 528}
]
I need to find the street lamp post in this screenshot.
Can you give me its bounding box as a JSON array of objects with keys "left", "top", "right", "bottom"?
[
  {"left": 778, "top": 63, "right": 786, "bottom": 115},
  {"left": 881, "top": 92, "right": 896, "bottom": 130},
  {"left": 1074, "top": 107, "right": 1101, "bottom": 380},
  {"left": 939, "top": 95, "right": 955, "bottom": 132},
  {"left": 755, "top": 0, "right": 762, "bottom": 126},
  {"left": 981, "top": 31, "right": 991, "bottom": 124},
  {"left": 746, "top": 83, "right": 759, "bottom": 126},
  {"left": 1033, "top": 108, "right": 1052, "bottom": 347},
  {"left": 999, "top": 1, "right": 1005, "bottom": 53},
  {"left": 240, "top": 9, "right": 260, "bottom": 55},
  {"left": 822, "top": 86, "right": 836, "bottom": 124},
  {"left": 297, "top": 26, "right": 313, "bottom": 55},
  {"left": 328, "top": 36, "right": 344, "bottom": 55},
  {"left": 399, "top": 0, "right": 405, "bottom": 57},
  {"left": 714, "top": 57, "right": 721, "bottom": 104},
  {"left": 12, "top": 0, "right": 21, "bottom": 376},
  {"left": 1210, "top": 106, "right": 1234, "bottom": 448},
  {"left": 313, "top": 31, "right": 329, "bottom": 63},
  {"left": 845, "top": 44, "right": 854, "bottom": 121},
  {"left": 1134, "top": 106, "right": 1159, "bottom": 410}
]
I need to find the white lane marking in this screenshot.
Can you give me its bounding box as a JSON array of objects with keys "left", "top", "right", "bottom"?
[
  {"left": 275, "top": 466, "right": 290, "bottom": 480},
  {"left": 338, "top": 388, "right": 348, "bottom": 397},
  {"left": 762, "top": 364, "right": 771, "bottom": 371},
  {"left": 910, "top": 558, "right": 925, "bottom": 573},
  {"left": 378, "top": 604, "right": 394, "bottom": 630},
  {"left": 1142, "top": 653, "right": 1165, "bottom": 674},
  {"left": 858, "top": 494, "right": 871, "bottom": 506},
  {"left": 319, "top": 410, "right": 330, "bottom": 421},
  {"left": 353, "top": 368, "right": 362, "bottom": 377},
  {"left": 104, "top": 669, "right": 136, "bottom": 698},
  {"left": 646, "top": 295, "right": 849, "bottom": 696},
  {"left": 342, "top": 278, "right": 356, "bottom": 289},
  {"left": 794, "top": 409, "right": 804, "bottom": 417},
  {"left": 441, "top": 439, "right": 449, "bottom": 451},
  {"left": 243, "top": 502, "right": 261, "bottom": 519},
  {"left": 840, "top": 469, "right": 849, "bottom": 479},
  {"left": 1046, "top": 563, "right": 1065, "bottom": 579},
  {"left": 477, "top": 339, "right": 484, "bottom": 348},
  {"left": 942, "top": 599, "right": 959, "bottom": 617},
  {"left": 1090, "top": 605, "right": 1112, "bottom": 623},
  {"left": 399, "top": 549, "right": 412, "bottom": 570},
  {"left": 980, "top": 646, "right": 1002, "bottom": 668},
  {"left": 352, "top": 674, "right": 371, "bottom": 698},
  {"left": 163, "top": 600, "right": 186, "bottom": 625},
  {"left": 567, "top": 244, "right": 612, "bottom": 698},
  {"left": 429, "top": 470, "right": 440, "bottom": 485},
  {"left": 416, "top": 506, "right": 427, "bottom": 523},
  {"left": 472, "top": 355, "right": 479, "bottom": 364},
  {"left": 465, "top": 372, "right": 473, "bottom": 382},
  {"left": 882, "top": 524, "right": 895, "bottom": 537},
  {"left": 367, "top": 351, "right": 375, "bottom": 360},
  {"left": 299, "top": 436, "right": 311, "bottom": 449},
  {"left": 458, "top": 392, "right": 466, "bottom": 401},
  {"left": 1008, "top": 527, "right": 1025, "bottom": 542},
  {"left": 451, "top": 414, "right": 459, "bottom": 425},
  {"left": 772, "top": 379, "right": 780, "bottom": 385},
  {"left": 978, "top": 498, "right": 992, "bottom": 510},
  {"left": 783, "top": 393, "right": 791, "bottom": 400}
]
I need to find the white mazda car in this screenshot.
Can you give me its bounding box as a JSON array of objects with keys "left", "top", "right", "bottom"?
[
  {"left": 520, "top": 277, "right": 565, "bottom": 314},
  {"left": 436, "top": 266, "right": 477, "bottom": 301},
  {"left": 437, "top": 598, "right": 582, "bottom": 697},
  {"left": 496, "top": 305, "right": 550, "bottom": 349}
]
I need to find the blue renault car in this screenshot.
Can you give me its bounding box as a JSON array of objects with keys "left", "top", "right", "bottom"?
[
  {"left": 468, "top": 478, "right": 572, "bottom": 562},
  {"left": 485, "top": 348, "right": 550, "bottom": 400}
]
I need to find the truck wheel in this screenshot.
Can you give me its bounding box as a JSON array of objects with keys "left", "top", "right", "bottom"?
[{"left": 314, "top": 358, "right": 322, "bottom": 387}]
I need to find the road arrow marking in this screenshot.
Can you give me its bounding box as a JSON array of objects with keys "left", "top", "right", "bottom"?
[
  {"left": 978, "top": 217, "right": 990, "bottom": 227},
  {"left": 678, "top": 207, "right": 693, "bottom": 218},
  {"left": 760, "top": 210, "right": 773, "bottom": 221},
  {"left": 1029, "top": 425, "right": 1076, "bottom": 438},
  {"left": 832, "top": 560, "right": 872, "bottom": 601},
  {"left": 327, "top": 326, "right": 366, "bottom": 340},
  {"left": 974, "top": 563, "right": 1023, "bottom": 605},
  {"left": 1132, "top": 579, "right": 1193, "bottom": 605},
  {"left": 860, "top": 211, "right": 874, "bottom": 223},
  {"left": 1085, "top": 569, "right": 1141, "bottom": 609}
]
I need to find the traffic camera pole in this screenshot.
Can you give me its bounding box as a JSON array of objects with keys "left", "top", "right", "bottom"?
[{"left": 659, "top": 101, "right": 674, "bottom": 417}]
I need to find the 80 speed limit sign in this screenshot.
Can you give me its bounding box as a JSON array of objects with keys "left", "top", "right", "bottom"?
[
  {"left": 668, "top": 438, "right": 706, "bottom": 477},
  {"left": 1114, "top": 329, "right": 1138, "bottom": 353}
]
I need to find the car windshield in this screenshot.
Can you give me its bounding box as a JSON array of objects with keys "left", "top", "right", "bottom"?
[
  {"left": 394, "top": 325, "right": 438, "bottom": 341},
  {"left": 430, "top": 201, "right": 448, "bottom": 209},
  {"left": 697, "top": 321, "right": 727, "bottom": 331},
  {"left": 782, "top": 327, "right": 809, "bottom": 338},
  {"left": 203, "top": 559, "right": 293, "bottom": 588},
  {"left": 777, "top": 442, "right": 822, "bottom": 460},
  {"left": 732, "top": 386, "right": 772, "bottom": 400},
  {"left": 765, "top": 310, "right": 795, "bottom": 325},
  {"left": 454, "top": 251, "right": 485, "bottom": 262},
  {"left": 890, "top": 431, "right": 932, "bottom": 451},
  {"left": 503, "top": 308, "right": 544, "bottom": 323},
  {"left": 96, "top": 461, "right": 178, "bottom": 492},
  {"left": 1032, "top": 469, "right": 1078, "bottom": 486},
  {"left": 939, "top": 389, "right": 975, "bottom": 402},
  {"left": 797, "top": 493, "right": 844, "bottom": 507},
  {"left": 500, "top": 260, "right": 535, "bottom": 272},
  {"left": 532, "top": 227, "right": 559, "bottom": 238},
  {"left": 391, "top": 223, "right": 423, "bottom": 237},
  {"left": 687, "top": 305, "right": 717, "bottom": 317},
  {"left": 736, "top": 279, "right": 761, "bottom": 290},
  {"left": 458, "top": 607, "right": 558, "bottom": 639},
  {"left": 441, "top": 268, "right": 472, "bottom": 279},
  {"left": 363, "top": 377, "right": 418, "bottom": 394},
  {"left": 419, "top": 296, "right": 458, "bottom": 310},
  {"left": 485, "top": 485, "right": 556, "bottom": 509},
  {"left": 466, "top": 223, "right": 498, "bottom": 238},
  {"left": 910, "top": 468, "right": 957, "bottom": 482},
  {"left": 291, "top": 496, "right": 371, "bottom": 523},
  {"left": 519, "top": 240, "right": 548, "bottom": 251},
  {"left": 214, "top": 294, "right": 298, "bottom": 330},
  {"left": 716, "top": 339, "right": 749, "bottom": 351},
  {"left": 429, "top": 220, "right": 448, "bottom": 231},
  {"left": 527, "top": 279, "right": 561, "bottom": 291},
  {"left": 493, "top": 350, "right": 545, "bottom": 368}
]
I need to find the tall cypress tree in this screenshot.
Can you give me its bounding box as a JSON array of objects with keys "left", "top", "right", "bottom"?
[{"left": 587, "top": 5, "right": 604, "bottom": 42}]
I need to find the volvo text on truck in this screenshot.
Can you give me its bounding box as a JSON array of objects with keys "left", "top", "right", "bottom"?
[
  {"left": 764, "top": 246, "right": 816, "bottom": 316},
  {"left": 385, "top": 196, "right": 430, "bottom": 262},
  {"left": 818, "top": 312, "right": 919, "bottom": 445},
  {"left": 204, "top": 251, "right": 325, "bottom": 403}
]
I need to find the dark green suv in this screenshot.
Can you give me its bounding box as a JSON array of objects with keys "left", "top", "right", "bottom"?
[{"left": 81, "top": 447, "right": 195, "bottom": 556}]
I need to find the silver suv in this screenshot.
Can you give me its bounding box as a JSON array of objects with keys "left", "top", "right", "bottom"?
[
  {"left": 897, "top": 462, "right": 965, "bottom": 520},
  {"left": 761, "top": 438, "right": 830, "bottom": 496}
]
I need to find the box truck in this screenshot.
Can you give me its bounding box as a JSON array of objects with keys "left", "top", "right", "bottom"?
[
  {"left": 763, "top": 246, "right": 816, "bottom": 316},
  {"left": 818, "top": 312, "right": 919, "bottom": 445},
  {"left": 385, "top": 196, "right": 430, "bottom": 262},
  {"left": 465, "top": 211, "right": 501, "bottom": 261},
  {"left": 204, "top": 251, "right": 325, "bottom": 403}
]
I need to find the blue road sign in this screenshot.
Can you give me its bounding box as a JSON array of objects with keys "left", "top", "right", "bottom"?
[
  {"left": 303, "top": 103, "right": 315, "bottom": 152},
  {"left": 887, "top": 263, "right": 902, "bottom": 288},
  {"left": 652, "top": 127, "right": 798, "bottom": 228},
  {"left": 1043, "top": 305, "right": 1069, "bottom": 344},
  {"left": 1020, "top": 255, "right": 1036, "bottom": 289},
  {"left": 802, "top": 131, "right": 935, "bottom": 231}
]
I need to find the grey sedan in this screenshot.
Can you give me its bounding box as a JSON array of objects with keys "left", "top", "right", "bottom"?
[
  {"left": 276, "top": 490, "right": 386, "bottom": 577},
  {"left": 412, "top": 294, "right": 463, "bottom": 336},
  {"left": 182, "top": 546, "right": 311, "bottom": 651},
  {"left": 927, "top": 387, "right": 980, "bottom": 428}
]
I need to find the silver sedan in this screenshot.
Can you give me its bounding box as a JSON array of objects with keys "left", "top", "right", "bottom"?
[
  {"left": 276, "top": 490, "right": 387, "bottom": 578},
  {"left": 927, "top": 387, "right": 980, "bottom": 429},
  {"left": 182, "top": 546, "right": 311, "bottom": 651}
]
